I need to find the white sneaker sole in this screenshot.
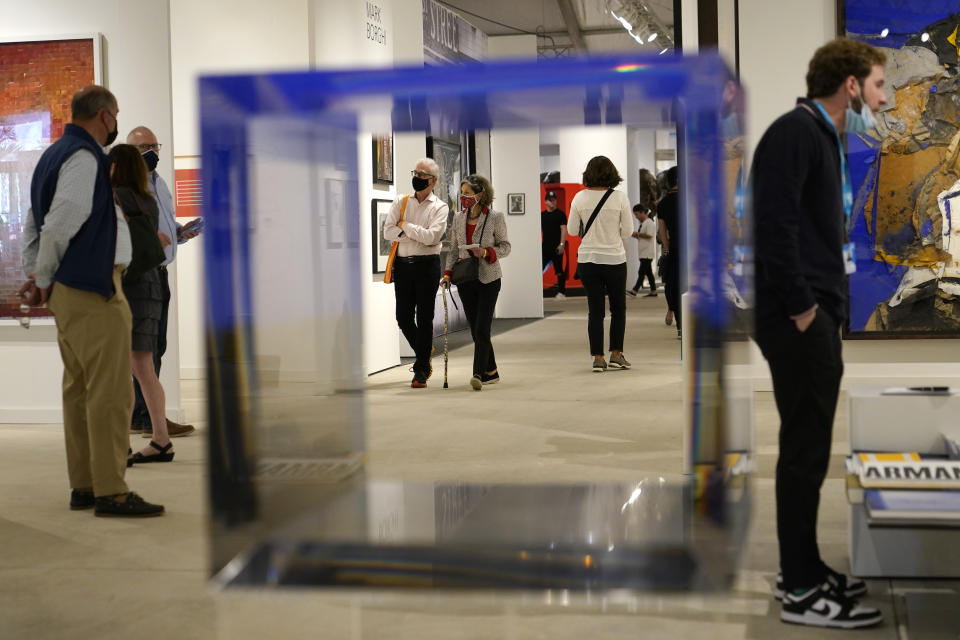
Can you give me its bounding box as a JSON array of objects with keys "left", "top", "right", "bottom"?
[
  {"left": 608, "top": 362, "right": 630, "bottom": 370},
  {"left": 780, "top": 610, "right": 882, "bottom": 629}
]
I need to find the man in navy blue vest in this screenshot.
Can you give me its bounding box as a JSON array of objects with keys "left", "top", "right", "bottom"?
[{"left": 19, "top": 85, "right": 164, "bottom": 517}]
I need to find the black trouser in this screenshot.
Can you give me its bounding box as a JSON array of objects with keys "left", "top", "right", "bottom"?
[
  {"left": 131, "top": 266, "right": 170, "bottom": 428},
  {"left": 578, "top": 262, "right": 626, "bottom": 356},
  {"left": 633, "top": 258, "right": 656, "bottom": 292},
  {"left": 542, "top": 246, "right": 565, "bottom": 293},
  {"left": 393, "top": 256, "right": 441, "bottom": 376},
  {"left": 756, "top": 309, "right": 843, "bottom": 591},
  {"left": 457, "top": 278, "right": 501, "bottom": 376},
  {"left": 663, "top": 256, "right": 681, "bottom": 329}
]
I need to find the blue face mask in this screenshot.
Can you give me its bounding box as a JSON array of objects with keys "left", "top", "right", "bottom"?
[{"left": 845, "top": 89, "right": 878, "bottom": 134}]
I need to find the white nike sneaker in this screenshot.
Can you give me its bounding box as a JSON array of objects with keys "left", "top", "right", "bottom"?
[{"left": 780, "top": 583, "right": 882, "bottom": 629}]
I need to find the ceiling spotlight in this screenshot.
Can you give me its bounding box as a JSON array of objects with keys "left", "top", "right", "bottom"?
[
  {"left": 659, "top": 47, "right": 669, "bottom": 55},
  {"left": 648, "top": 33, "right": 658, "bottom": 42},
  {"left": 921, "top": 32, "right": 930, "bottom": 42},
  {"left": 880, "top": 28, "right": 889, "bottom": 38},
  {"left": 611, "top": 10, "right": 633, "bottom": 32}
]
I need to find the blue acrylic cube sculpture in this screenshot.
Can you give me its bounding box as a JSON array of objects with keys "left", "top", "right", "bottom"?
[{"left": 201, "top": 53, "right": 751, "bottom": 590}]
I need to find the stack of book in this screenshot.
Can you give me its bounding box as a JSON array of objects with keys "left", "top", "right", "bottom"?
[{"left": 845, "top": 439, "right": 960, "bottom": 526}]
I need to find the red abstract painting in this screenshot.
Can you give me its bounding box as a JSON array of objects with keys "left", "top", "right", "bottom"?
[{"left": 0, "top": 38, "right": 96, "bottom": 319}]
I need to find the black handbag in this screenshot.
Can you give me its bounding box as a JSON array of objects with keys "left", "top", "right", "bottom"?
[
  {"left": 573, "top": 189, "right": 614, "bottom": 280},
  {"left": 450, "top": 211, "right": 489, "bottom": 285},
  {"left": 121, "top": 190, "right": 166, "bottom": 283}
]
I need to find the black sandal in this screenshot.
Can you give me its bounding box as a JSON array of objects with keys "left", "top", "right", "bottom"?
[{"left": 131, "top": 440, "right": 175, "bottom": 464}]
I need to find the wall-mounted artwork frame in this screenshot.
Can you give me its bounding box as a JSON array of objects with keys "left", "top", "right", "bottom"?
[
  {"left": 373, "top": 134, "right": 393, "bottom": 185},
  {"left": 840, "top": 1, "right": 960, "bottom": 338},
  {"left": 507, "top": 193, "right": 525, "bottom": 215},
  {"left": 371, "top": 198, "right": 393, "bottom": 274},
  {"left": 0, "top": 34, "right": 102, "bottom": 321}
]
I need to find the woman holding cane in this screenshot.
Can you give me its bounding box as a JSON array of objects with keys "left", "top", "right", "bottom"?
[{"left": 441, "top": 174, "right": 511, "bottom": 391}]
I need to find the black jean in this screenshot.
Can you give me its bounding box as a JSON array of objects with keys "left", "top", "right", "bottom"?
[
  {"left": 663, "top": 256, "right": 681, "bottom": 329},
  {"left": 578, "top": 262, "right": 627, "bottom": 356},
  {"left": 131, "top": 266, "right": 170, "bottom": 428},
  {"left": 393, "top": 256, "right": 441, "bottom": 375},
  {"left": 457, "top": 278, "right": 501, "bottom": 376},
  {"left": 756, "top": 309, "right": 843, "bottom": 591},
  {"left": 542, "top": 247, "right": 565, "bottom": 293},
  {"left": 633, "top": 258, "right": 656, "bottom": 292}
]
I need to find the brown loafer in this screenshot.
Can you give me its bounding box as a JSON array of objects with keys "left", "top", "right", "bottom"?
[{"left": 142, "top": 419, "right": 195, "bottom": 438}]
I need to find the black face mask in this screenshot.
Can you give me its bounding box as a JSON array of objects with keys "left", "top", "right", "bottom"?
[
  {"left": 104, "top": 127, "right": 118, "bottom": 146},
  {"left": 142, "top": 150, "right": 159, "bottom": 172},
  {"left": 412, "top": 176, "right": 430, "bottom": 192}
]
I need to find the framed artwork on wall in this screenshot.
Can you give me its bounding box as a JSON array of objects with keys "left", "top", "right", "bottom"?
[
  {"left": 373, "top": 134, "right": 393, "bottom": 185},
  {"left": 840, "top": 1, "right": 960, "bottom": 338},
  {"left": 428, "top": 135, "right": 462, "bottom": 269},
  {"left": 371, "top": 198, "right": 393, "bottom": 274},
  {"left": 0, "top": 35, "right": 102, "bottom": 320},
  {"left": 507, "top": 193, "right": 525, "bottom": 215}
]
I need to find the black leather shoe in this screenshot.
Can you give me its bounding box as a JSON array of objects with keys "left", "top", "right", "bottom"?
[
  {"left": 94, "top": 492, "right": 164, "bottom": 517},
  {"left": 69, "top": 489, "right": 95, "bottom": 510}
]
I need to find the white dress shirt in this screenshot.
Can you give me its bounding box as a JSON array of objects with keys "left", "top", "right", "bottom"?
[{"left": 382, "top": 191, "right": 449, "bottom": 256}]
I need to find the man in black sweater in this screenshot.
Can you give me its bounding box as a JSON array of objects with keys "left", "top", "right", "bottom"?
[{"left": 752, "top": 38, "right": 887, "bottom": 629}]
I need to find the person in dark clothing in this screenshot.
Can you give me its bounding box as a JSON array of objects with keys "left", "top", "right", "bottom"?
[
  {"left": 109, "top": 144, "right": 176, "bottom": 464},
  {"left": 752, "top": 38, "right": 887, "bottom": 630},
  {"left": 541, "top": 190, "right": 567, "bottom": 298},
  {"left": 657, "top": 167, "right": 681, "bottom": 337}
]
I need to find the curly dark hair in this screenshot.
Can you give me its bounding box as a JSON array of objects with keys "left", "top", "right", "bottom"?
[
  {"left": 460, "top": 174, "right": 494, "bottom": 208},
  {"left": 581, "top": 156, "right": 622, "bottom": 188},
  {"left": 806, "top": 38, "right": 886, "bottom": 99}
]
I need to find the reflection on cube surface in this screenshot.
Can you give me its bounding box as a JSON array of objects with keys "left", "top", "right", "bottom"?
[{"left": 201, "top": 54, "right": 752, "bottom": 590}]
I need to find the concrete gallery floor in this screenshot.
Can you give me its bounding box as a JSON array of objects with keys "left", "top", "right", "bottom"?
[{"left": 1, "top": 293, "right": 957, "bottom": 639}]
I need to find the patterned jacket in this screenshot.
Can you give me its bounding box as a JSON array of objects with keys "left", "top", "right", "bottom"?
[{"left": 444, "top": 207, "right": 511, "bottom": 284}]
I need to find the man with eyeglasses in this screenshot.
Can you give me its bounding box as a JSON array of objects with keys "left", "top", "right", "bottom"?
[
  {"left": 383, "top": 158, "right": 449, "bottom": 388},
  {"left": 19, "top": 86, "right": 164, "bottom": 516},
  {"left": 124, "top": 125, "right": 201, "bottom": 437}
]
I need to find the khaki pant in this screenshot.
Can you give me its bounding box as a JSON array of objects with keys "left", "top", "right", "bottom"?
[{"left": 47, "top": 268, "right": 132, "bottom": 497}]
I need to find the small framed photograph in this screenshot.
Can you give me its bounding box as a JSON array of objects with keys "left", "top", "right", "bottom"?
[
  {"left": 373, "top": 134, "right": 393, "bottom": 185},
  {"left": 371, "top": 198, "right": 393, "bottom": 274},
  {"left": 507, "top": 192, "right": 525, "bottom": 215}
]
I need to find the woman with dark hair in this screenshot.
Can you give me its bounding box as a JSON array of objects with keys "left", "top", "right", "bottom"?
[
  {"left": 108, "top": 144, "right": 175, "bottom": 463},
  {"left": 568, "top": 156, "right": 634, "bottom": 372},
  {"left": 442, "top": 174, "right": 511, "bottom": 390}
]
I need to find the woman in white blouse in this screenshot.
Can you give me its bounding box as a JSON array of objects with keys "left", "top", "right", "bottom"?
[{"left": 568, "top": 156, "right": 634, "bottom": 372}]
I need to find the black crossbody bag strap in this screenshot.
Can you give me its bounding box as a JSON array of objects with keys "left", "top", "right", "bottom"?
[{"left": 579, "top": 189, "right": 614, "bottom": 238}]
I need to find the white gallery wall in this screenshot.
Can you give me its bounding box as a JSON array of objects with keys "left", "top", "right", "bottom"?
[
  {"left": 0, "top": 0, "right": 180, "bottom": 422},
  {"left": 168, "top": 0, "right": 422, "bottom": 377},
  {"left": 168, "top": 0, "right": 312, "bottom": 380},
  {"left": 486, "top": 35, "right": 543, "bottom": 319}
]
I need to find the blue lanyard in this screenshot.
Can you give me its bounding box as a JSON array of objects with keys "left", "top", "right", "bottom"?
[{"left": 812, "top": 101, "right": 853, "bottom": 231}]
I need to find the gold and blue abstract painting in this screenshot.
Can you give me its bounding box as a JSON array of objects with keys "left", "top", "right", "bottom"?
[{"left": 844, "top": 0, "right": 960, "bottom": 335}]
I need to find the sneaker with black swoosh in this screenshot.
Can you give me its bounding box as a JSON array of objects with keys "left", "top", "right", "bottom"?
[
  {"left": 774, "top": 566, "right": 868, "bottom": 601},
  {"left": 780, "top": 583, "right": 882, "bottom": 629}
]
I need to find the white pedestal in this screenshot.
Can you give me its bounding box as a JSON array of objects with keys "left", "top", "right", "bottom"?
[{"left": 847, "top": 385, "right": 960, "bottom": 578}]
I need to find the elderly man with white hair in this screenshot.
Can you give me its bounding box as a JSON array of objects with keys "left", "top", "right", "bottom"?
[{"left": 382, "top": 158, "right": 449, "bottom": 388}]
